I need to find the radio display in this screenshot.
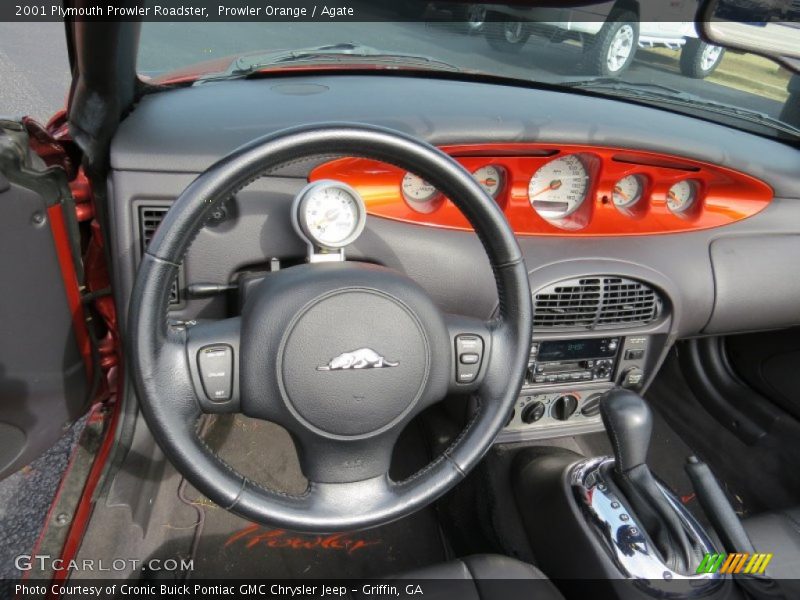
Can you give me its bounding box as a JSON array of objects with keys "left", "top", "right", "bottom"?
[{"left": 537, "top": 339, "right": 617, "bottom": 361}]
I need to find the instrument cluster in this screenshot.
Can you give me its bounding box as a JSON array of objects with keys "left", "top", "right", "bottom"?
[{"left": 309, "top": 143, "right": 773, "bottom": 236}]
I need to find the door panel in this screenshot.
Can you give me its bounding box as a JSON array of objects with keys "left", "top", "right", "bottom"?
[{"left": 0, "top": 119, "right": 89, "bottom": 479}]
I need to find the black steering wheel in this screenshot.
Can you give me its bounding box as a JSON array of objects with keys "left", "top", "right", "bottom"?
[{"left": 129, "top": 124, "right": 532, "bottom": 532}]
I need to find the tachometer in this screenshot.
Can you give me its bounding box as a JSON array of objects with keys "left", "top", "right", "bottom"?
[
  {"left": 528, "top": 155, "right": 589, "bottom": 219},
  {"left": 292, "top": 180, "right": 366, "bottom": 249},
  {"left": 401, "top": 172, "right": 440, "bottom": 204},
  {"left": 613, "top": 175, "right": 644, "bottom": 209},
  {"left": 666, "top": 180, "right": 697, "bottom": 214},
  {"left": 473, "top": 165, "right": 504, "bottom": 199}
]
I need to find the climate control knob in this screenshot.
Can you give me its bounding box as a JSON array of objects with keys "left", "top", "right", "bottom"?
[
  {"left": 521, "top": 401, "right": 546, "bottom": 424},
  {"left": 552, "top": 395, "right": 579, "bottom": 421}
]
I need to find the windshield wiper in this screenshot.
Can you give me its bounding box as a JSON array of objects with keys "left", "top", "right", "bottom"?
[
  {"left": 196, "top": 42, "right": 461, "bottom": 82},
  {"left": 560, "top": 78, "right": 800, "bottom": 139}
]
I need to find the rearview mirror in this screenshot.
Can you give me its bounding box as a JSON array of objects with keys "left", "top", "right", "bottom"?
[{"left": 699, "top": 0, "right": 800, "bottom": 72}]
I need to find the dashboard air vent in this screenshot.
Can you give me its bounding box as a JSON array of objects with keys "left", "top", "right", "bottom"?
[
  {"left": 138, "top": 206, "right": 180, "bottom": 305},
  {"left": 533, "top": 277, "right": 660, "bottom": 329}
]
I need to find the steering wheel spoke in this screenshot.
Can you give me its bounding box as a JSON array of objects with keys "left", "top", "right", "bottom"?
[
  {"left": 293, "top": 430, "right": 397, "bottom": 484},
  {"left": 185, "top": 317, "right": 242, "bottom": 413}
]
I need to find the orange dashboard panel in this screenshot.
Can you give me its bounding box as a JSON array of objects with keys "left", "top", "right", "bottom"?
[{"left": 308, "top": 143, "right": 773, "bottom": 236}]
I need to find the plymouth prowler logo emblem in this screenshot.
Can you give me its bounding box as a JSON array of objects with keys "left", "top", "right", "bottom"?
[{"left": 317, "top": 348, "right": 399, "bottom": 371}]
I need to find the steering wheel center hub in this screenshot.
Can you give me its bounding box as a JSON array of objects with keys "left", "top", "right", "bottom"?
[
  {"left": 240, "top": 263, "right": 445, "bottom": 440},
  {"left": 279, "top": 287, "right": 430, "bottom": 437}
]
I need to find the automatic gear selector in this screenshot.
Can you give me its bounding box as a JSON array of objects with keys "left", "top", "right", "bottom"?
[{"left": 513, "top": 389, "right": 725, "bottom": 598}]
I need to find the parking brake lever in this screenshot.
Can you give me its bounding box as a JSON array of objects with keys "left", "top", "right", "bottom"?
[
  {"left": 685, "top": 456, "right": 755, "bottom": 554},
  {"left": 686, "top": 457, "right": 788, "bottom": 598}
]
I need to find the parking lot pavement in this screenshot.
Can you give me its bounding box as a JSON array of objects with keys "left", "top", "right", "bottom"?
[{"left": 0, "top": 22, "right": 71, "bottom": 122}]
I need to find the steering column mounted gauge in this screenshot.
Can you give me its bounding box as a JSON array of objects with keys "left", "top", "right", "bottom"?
[{"left": 292, "top": 179, "right": 366, "bottom": 262}]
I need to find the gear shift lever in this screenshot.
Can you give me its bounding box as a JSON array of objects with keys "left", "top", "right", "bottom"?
[
  {"left": 600, "top": 389, "right": 701, "bottom": 574},
  {"left": 600, "top": 388, "right": 653, "bottom": 473}
]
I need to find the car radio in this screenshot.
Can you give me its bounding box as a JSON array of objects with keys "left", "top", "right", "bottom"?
[
  {"left": 526, "top": 337, "right": 621, "bottom": 385},
  {"left": 501, "top": 335, "right": 650, "bottom": 441}
]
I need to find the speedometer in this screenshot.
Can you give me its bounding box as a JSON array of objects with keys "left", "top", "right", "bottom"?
[
  {"left": 528, "top": 155, "right": 589, "bottom": 219},
  {"left": 292, "top": 180, "right": 366, "bottom": 249}
]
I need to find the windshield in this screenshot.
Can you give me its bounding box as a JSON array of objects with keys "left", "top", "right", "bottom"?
[{"left": 138, "top": 6, "right": 799, "bottom": 140}]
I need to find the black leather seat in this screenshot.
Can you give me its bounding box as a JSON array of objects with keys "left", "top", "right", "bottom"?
[
  {"left": 381, "top": 554, "right": 565, "bottom": 600},
  {"left": 743, "top": 507, "right": 800, "bottom": 580}
]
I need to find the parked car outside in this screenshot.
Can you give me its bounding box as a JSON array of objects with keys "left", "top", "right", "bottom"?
[{"left": 482, "top": 2, "right": 726, "bottom": 78}]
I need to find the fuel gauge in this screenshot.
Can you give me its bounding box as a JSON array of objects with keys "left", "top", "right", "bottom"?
[{"left": 472, "top": 165, "right": 505, "bottom": 199}]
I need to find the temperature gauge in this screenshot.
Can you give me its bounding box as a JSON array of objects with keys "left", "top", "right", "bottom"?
[
  {"left": 667, "top": 180, "right": 697, "bottom": 214},
  {"left": 613, "top": 175, "right": 644, "bottom": 209}
]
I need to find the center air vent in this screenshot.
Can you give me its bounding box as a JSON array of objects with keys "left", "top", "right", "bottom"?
[
  {"left": 138, "top": 206, "right": 180, "bottom": 305},
  {"left": 533, "top": 276, "right": 661, "bottom": 329}
]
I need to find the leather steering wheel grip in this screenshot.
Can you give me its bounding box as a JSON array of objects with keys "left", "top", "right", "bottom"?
[{"left": 127, "top": 123, "right": 532, "bottom": 532}]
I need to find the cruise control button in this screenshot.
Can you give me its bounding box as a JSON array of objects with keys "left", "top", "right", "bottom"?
[
  {"left": 460, "top": 353, "right": 480, "bottom": 365},
  {"left": 455, "top": 335, "right": 484, "bottom": 384},
  {"left": 197, "top": 344, "right": 233, "bottom": 401}
]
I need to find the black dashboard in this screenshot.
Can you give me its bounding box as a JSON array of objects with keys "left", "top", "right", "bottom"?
[{"left": 110, "top": 73, "right": 800, "bottom": 439}]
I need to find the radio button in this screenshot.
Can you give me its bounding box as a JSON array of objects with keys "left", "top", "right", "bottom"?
[{"left": 594, "top": 361, "right": 612, "bottom": 379}]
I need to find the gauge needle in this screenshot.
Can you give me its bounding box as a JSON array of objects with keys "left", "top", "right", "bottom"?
[
  {"left": 613, "top": 186, "right": 629, "bottom": 200},
  {"left": 313, "top": 209, "right": 341, "bottom": 230},
  {"left": 667, "top": 191, "right": 677, "bottom": 202},
  {"left": 531, "top": 179, "right": 563, "bottom": 198}
]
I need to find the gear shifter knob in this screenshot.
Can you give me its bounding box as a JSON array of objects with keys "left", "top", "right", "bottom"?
[{"left": 600, "top": 388, "right": 653, "bottom": 474}]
